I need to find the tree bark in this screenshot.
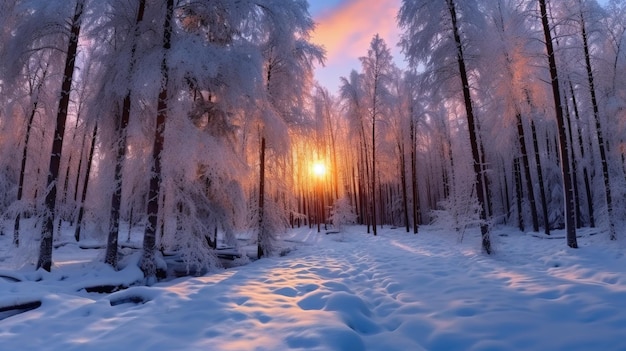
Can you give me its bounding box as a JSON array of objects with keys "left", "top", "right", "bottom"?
[
  {"left": 579, "top": 3, "right": 615, "bottom": 239},
  {"left": 140, "top": 0, "right": 173, "bottom": 280},
  {"left": 399, "top": 141, "right": 409, "bottom": 232},
  {"left": 447, "top": 0, "right": 491, "bottom": 253},
  {"left": 74, "top": 122, "right": 98, "bottom": 242},
  {"left": 568, "top": 80, "right": 595, "bottom": 227},
  {"left": 538, "top": 0, "right": 577, "bottom": 248},
  {"left": 14, "top": 66, "right": 48, "bottom": 247},
  {"left": 514, "top": 157, "right": 524, "bottom": 231},
  {"left": 37, "top": 0, "right": 84, "bottom": 271},
  {"left": 516, "top": 113, "right": 539, "bottom": 232},
  {"left": 258, "top": 137, "right": 266, "bottom": 258},
  {"left": 105, "top": 0, "right": 146, "bottom": 269},
  {"left": 563, "top": 95, "right": 583, "bottom": 227},
  {"left": 410, "top": 118, "right": 420, "bottom": 234},
  {"left": 371, "top": 88, "right": 377, "bottom": 236}
]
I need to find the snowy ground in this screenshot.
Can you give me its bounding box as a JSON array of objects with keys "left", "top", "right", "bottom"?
[{"left": 1, "top": 223, "right": 626, "bottom": 350}]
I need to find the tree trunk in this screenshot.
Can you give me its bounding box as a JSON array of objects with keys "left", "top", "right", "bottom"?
[
  {"left": 56, "top": 114, "right": 81, "bottom": 238},
  {"left": 447, "top": 0, "right": 491, "bottom": 253},
  {"left": 410, "top": 118, "right": 419, "bottom": 234},
  {"left": 324, "top": 99, "right": 339, "bottom": 200},
  {"left": 568, "top": 80, "right": 595, "bottom": 227},
  {"left": 257, "top": 137, "right": 266, "bottom": 258},
  {"left": 14, "top": 66, "right": 48, "bottom": 247},
  {"left": 399, "top": 141, "right": 409, "bottom": 232},
  {"left": 563, "top": 96, "right": 583, "bottom": 227},
  {"left": 37, "top": 0, "right": 84, "bottom": 271},
  {"left": 502, "top": 159, "right": 511, "bottom": 223},
  {"left": 73, "top": 125, "right": 87, "bottom": 204},
  {"left": 479, "top": 136, "right": 493, "bottom": 218},
  {"left": 514, "top": 157, "right": 524, "bottom": 231},
  {"left": 59, "top": 114, "right": 81, "bottom": 219},
  {"left": 74, "top": 122, "right": 98, "bottom": 242},
  {"left": 105, "top": 0, "right": 146, "bottom": 269},
  {"left": 359, "top": 130, "right": 371, "bottom": 231},
  {"left": 371, "top": 99, "right": 377, "bottom": 236},
  {"left": 530, "top": 117, "right": 550, "bottom": 234},
  {"left": 516, "top": 113, "right": 539, "bottom": 231},
  {"left": 538, "top": 0, "right": 577, "bottom": 248},
  {"left": 140, "top": 0, "right": 173, "bottom": 280},
  {"left": 579, "top": 3, "right": 615, "bottom": 239},
  {"left": 351, "top": 166, "right": 359, "bottom": 221}
]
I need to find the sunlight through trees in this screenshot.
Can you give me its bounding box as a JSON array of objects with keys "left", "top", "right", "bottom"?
[{"left": 0, "top": 0, "right": 625, "bottom": 279}]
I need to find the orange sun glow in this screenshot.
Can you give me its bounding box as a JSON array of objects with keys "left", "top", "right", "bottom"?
[{"left": 312, "top": 162, "right": 327, "bottom": 177}]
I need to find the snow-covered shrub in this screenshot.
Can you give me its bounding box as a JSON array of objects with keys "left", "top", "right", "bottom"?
[
  {"left": 430, "top": 186, "right": 482, "bottom": 238},
  {"left": 250, "top": 195, "right": 290, "bottom": 257},
  {"left": 329, "top": 196, "right": 357, "bottom": 231}
]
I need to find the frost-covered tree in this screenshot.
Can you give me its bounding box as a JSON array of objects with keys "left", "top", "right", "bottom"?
[
  {"left": 359, "top": 34, "right": 394, "bottom": 236},
  {"left": 94, "top": 0, "right": 148, "bottom": 269},
  {"left": 575, "top": 0, "right": 617, "bottom": 240},
  {"left": 399, "top": 0, "right": 492, "bottom": 253},
  {"left": 538, "top": 0, "right": 578, "bottom": 248},
  {"left": 3, "top": 0, "right": 91, "bottom": 270},
  {"left": 329, "top": 196, "right": 357, "bottom": 231},
  {"left": 340, "top": 70, "right": 370, "bottom": 229},
  {"left": 256, "top": 0, "right": 324, "bottom": 257},
  {"left": 479, "top": 0, "right": 541, "bottom": 232},
  {"left": 122, "top": 0, "right": 324, "bottom": 278},
  {"left": 139, "top": 0, "right": 174, "bottom": 281}
]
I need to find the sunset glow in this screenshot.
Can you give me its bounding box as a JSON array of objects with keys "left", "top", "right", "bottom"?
[
  {"left": 310, "top": 0, "right": 403, "bottom": 93},
  {"left": 312, "top": 161, "right": 327, "bottom": 178}
]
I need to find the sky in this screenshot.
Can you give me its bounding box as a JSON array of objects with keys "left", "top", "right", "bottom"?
[
  {"left": 309, "top": 0, "right": 404, "bottom": 94},
  {"left": 308, "top": 0, "right": 611, "bottom": 95}
]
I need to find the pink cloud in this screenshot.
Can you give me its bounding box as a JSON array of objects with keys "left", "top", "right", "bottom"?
[{"left": 312, "top": 0, "right": 404, "bottom": 92}]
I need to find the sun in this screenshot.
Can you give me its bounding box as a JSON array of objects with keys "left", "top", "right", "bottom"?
[{"left": 312, "top": 161, "right": 327, "bottom": 177}]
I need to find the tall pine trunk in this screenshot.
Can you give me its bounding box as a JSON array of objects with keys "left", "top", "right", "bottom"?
[
  {"left": 514, "top": 157, "right": 524, "bottom": 231},
  {"left": 257, "top": 137, "right": 266, "bottom": 258},
  {"left": 359, "top": 126, "right": 371, "bottom": 232},
  {"left": 37, "top": 0, "right": 84, "bottom": 271},
  {"left": 563, "top": 96, "right": 583, "bottom": 227},
  {"left": 14, "top": 66, "right": 48, "bottom": 246},
  {"left": 447, "top": 0, "right": 491, "bottom": 253},
  {"left": 527, "top": 100, "right": 551, "bottom": 235},
  {"left": 538, "top": 0, "right": 577, "bottom": 248},
  {"left": 579, "top": 4, "right": 616, "bottom": 240},
  {"left": 371, "top": 94, "right": 377, "bottom": 236},
  {"left": 73, "top": 128, "right": 86, "bottom": 204},
  {"left": 568, "top": 81, "right": 595, "bottom": 227},
  {"left": 399, "top": 141, "right": 409, "bottom": 232},
  {"left": 516, "top": 113, "right": 539, "bottom": 232},
  {"left": 105, "top": 0, "right": 146, "bottom": 269},
  {"left": 410, "top": 118, "right": 419, "bottom": 234},
  {"left": 74, "top": 122, "right": 98, "bottom": 242},
  {"left": 140, "top": 0, "right": 173, "bottom": 280}
]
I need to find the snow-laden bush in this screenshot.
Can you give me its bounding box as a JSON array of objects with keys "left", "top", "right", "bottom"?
[
  {"left": 430, "top": 185, "right": 482, "bottom": 240},
  {"left": 329, "top": 196, "right": 357, "bottom": 231},
  {"left": 249, "top": 195, "right": 290, "bottom": 257}
]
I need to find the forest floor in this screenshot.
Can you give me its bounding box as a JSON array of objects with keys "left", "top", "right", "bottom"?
[{"left": 1, "top": 222, "right": 626, "bottom": 350}]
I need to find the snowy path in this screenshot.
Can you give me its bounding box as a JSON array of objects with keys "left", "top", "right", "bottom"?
[{"left": 1, "top": 226, "right": 626, "bottom": 350}]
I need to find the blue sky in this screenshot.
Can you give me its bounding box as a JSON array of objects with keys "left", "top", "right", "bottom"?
[
  {"left": 309, "top": 0, "right": 344, "bottom": 17},
  {"left": 309, "top": 0, "right": 404, "bottom": 94}
]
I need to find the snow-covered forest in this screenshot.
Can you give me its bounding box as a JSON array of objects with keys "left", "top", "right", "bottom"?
[
  {"left": 1, "top": 0, "right": 626, "bottom": 349},
  {"left": 3, "top": 0, "right": 624, "bottom": 272}
]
